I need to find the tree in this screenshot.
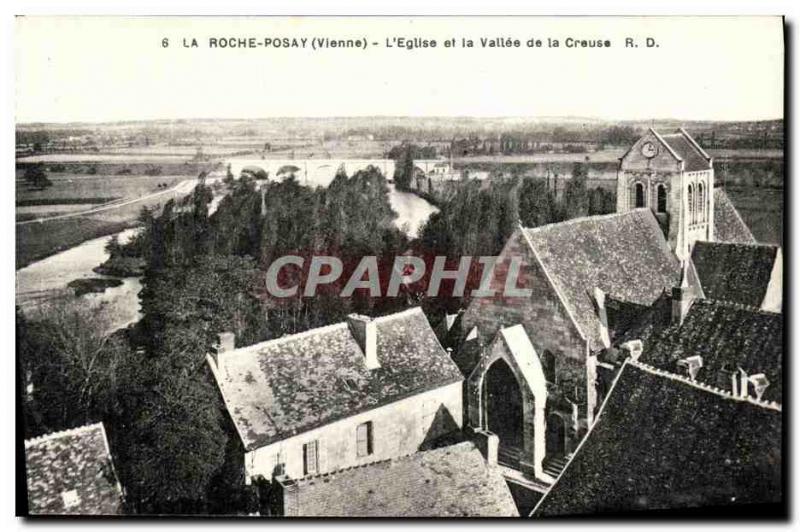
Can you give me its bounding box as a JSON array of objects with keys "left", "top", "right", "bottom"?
[
  {"left": 18, "top": 303, "right": 132, "bottom": 438},
  {"left": 390, "top": 143, "right": 417, "bottom": 191},
  {"left": 562, "top": 161, "right": 590, "bottom": 220},
  {"left": 23, "top": 163, "right": 52, "bottom": 190}
]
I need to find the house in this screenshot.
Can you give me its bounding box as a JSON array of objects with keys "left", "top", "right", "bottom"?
[
  {"left": 533, "top": 360, "right": 782, "bottom": 517},
  {"left": 270, "top": 441, "right": 519, "bottom": 517},
  {"left": 24, "top": 422, "right": 124, "bottom": 515},
  {"left": 208, "top": 307, "right": 464, "bottom": 484}
]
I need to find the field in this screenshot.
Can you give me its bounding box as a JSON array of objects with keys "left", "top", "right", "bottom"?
[
  {"left": 724, "top": 186, "right": 783, "bottom": 245},
  {"left": 15, "top": 119, "right": 784, "bottom": 268},
  {"left": 15, "top": 153, "right": 210, "bottom": 268}
]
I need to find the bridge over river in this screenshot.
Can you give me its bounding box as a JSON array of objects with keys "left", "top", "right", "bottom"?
[{"left": 226, "top": 158, "right": 444, "bottom": 187}]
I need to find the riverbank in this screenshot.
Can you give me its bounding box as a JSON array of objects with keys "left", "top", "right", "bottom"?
[{"left": 16, "top": 217, "right": 139, "bottom": 269}]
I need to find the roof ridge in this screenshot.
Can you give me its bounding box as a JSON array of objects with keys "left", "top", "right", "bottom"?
[
  {"left": 225, "top": 322, "right": 350, "bottom": 357},
  {"left": 650, "top": 128, "right": 684, "bottom": 163},
  {"left": 524, "top": 208, "right": 644, "bottom": 234},
  {"left": 696, "top": 239, "right": 779, "bottom": 251},
  {"left": 678, "top": 127, "right": 712, "bottom": 161},
  {"left": 697, "top": 297, "right": 780, "bottom": 316},
  {"left": 295, "top": 441, "right": 476, "bottom": 484},
  {"left": 225, "top": 307, "right": 426, "bottom": 358},
  {"left": 629, "top": 360, "right": 782, "bottom": 412},
  {"left": 24, "top": 422, "right": 105, "bottom": 448}
]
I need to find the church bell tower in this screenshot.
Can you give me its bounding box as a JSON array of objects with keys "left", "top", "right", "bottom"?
[{"left": 616, "top": 128, "right": 714, "bottom": 260}]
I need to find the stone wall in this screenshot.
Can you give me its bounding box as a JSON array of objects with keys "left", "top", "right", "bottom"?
[
  {"left": 245, "top": 381, "right": 463, "bottom": 482},
  {"left": 460, "top": 229, "right": 590, "bottom": 439}
]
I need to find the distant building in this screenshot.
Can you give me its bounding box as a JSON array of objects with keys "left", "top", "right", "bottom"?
[
  {"left": 208, "top": 307, "right": 464, "bottom": 484},
  {"left": 270, "top": 441, "right": 518, "bottom": 517},
  {"left": 25, "top": 423, "right": 124, "bottom": 515},
  {"left": 533, "top": 360, "right": 782, "bottom": 516}
]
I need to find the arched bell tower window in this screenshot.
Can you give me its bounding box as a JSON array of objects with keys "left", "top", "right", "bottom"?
[
  {"left": 632, "top": 182, "right": 645, "bottom": 209},
  {"left": 656, "top": 184, "right": 667, "bottom": 213},
  {"left": 687, "top": 183, "right": 694, "bottom": 224},
  {"left": 697, "top": 182, "right": 705, "bottom": 222}
]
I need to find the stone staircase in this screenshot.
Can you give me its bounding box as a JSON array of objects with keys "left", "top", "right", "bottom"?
[
  {"left": 542, "top": 454, "right": 571, "bottom": 479},
  {"left": 497, "top": 445, "right": 522, "bottom": 469}
]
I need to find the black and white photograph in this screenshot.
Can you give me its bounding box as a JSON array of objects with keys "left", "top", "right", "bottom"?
[{"left": 11, "top": 14, "right": 787, "bottom": 519}]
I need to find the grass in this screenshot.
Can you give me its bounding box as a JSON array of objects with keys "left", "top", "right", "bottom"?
[
  {"left": 16, "top": 216, "right": 136, "bottom": 269},
  {"left": 16, "top": 174, "right": 183, "bottom": 204}
]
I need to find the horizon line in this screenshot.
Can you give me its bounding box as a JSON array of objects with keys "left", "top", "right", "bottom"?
[{"left": 15, "top": 114, "right": 785, "bottom": 128}]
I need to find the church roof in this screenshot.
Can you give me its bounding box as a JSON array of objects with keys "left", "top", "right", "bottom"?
[
  {"left": 658, "top": 129, "right": 712, "bottom": 172},
  {"left": 210, "top": 307, "right": 463, "bottom": 450},
  {"left": 632, "top": 299, "right": 783, "bottom": 403},
  {"left": 523, "top": 209, "right": 681, "bottom": 351},
  {"left": 692, "top": 241, "right": 779, "bottom": 308},
  {"left": 714, "top": 188, "right": 757, "bottom": 244},
  {"left": 25, "top": 423, "right": 123, "bottom": 515},
  {"left": 533, "top": 361, "right": 782, "bottom": 517},
  {"left": 283, "top": 442, "right": 519, "bottom": 517}
]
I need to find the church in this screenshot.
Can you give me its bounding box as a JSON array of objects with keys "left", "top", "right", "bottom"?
[{"left": 450, "top": 128, "right": 782, "bottom": 489}]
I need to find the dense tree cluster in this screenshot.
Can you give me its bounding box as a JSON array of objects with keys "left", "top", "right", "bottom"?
[
  {"left": 419, "top": 161, "right": 616, "bottom": 259},
  {"left": 18, "top": 157, "right": 618, "bottom": 514},
  {"left": 23, "top": 163, "right": 53, "bottom": 190}
]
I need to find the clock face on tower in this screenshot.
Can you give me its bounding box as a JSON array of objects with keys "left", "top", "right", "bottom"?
[{"left": 641, "top": 141, "right": 658, "bottom": 158}]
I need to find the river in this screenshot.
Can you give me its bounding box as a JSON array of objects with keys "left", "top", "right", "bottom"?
[{"left": 15, "top": 228, "right": 144, "bottom": 333}]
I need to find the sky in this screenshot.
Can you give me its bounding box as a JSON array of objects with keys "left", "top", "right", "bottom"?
[{"left": 15, "top": 16, "right": 784, "bottom": 124}]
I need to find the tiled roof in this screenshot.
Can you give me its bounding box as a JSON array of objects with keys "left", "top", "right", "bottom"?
[
  {"left": 659, "top": 130, "right": 712, "bottom": 172},
  {"left": 635, "top": 299, "right": 783, "bottom": 403},
  {"left": 692, "top": 241, "right": 779, "bottom": 308},
  {"left": 714, "top": 188, "right": 757, "bottom": 244},
  {"left": 286, "top": 442, "right": 519, "bottom": 517},
  {"left": 523, "top": 209, "right": 681, "bottom": 351},
  {"left": 25, "top": 423, "right": 123, "bottom": 515},
  {"left": 534, "top": 362, "right": 782, "bottom": 517},
  {"left": 212, "top": 307, "right": 464, "bottom": 450}
]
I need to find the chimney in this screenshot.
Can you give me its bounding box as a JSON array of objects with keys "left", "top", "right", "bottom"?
[
  {"left": 209, "top": 331, "right": 235, "bottom": 369},
  {"left": 347, "top": 314, "right": 379, "bottom": 370},
  {"left": 590, "top": 287, "right": 610, "bottom": 349},
  {"left": 738, "top": 368, "right": 749, "bottom": 399},
  {"left": 620, "top": 339, "right": 643, "bottom": 361},
  {"left": 271, "top": 475, "right": 299, "bottom": 517},
  {"left": 472, "top": 428, "right": 499, "bottom": 466},
  {"left": 748, "top": 373, "right": 770, "bottom": 401},
  {"left": 672, "top": 261, "right": 695, "bottom": 325},
  {"left": 676, "top": 355, "right": 703, "bottom": 380}
]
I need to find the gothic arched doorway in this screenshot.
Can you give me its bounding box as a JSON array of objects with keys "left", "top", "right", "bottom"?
[{"left": 484, "top": 358, "right": 524, "bottom": 466}]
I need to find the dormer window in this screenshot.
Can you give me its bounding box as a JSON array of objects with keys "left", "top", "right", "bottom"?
[
  {"left": 61, "top": 489, "right": 80, "bottom": 509},
  {"left": 677, "top": 355, "right": 703, "bottom": 380}
]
